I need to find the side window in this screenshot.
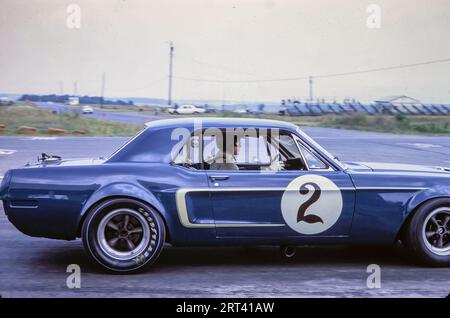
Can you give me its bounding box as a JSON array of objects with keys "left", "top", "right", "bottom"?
[
  {"left": 203, "top": 135, "right": 218, "bottom": 163},
  {"left": 278, "top": 134, "right": 302, "bottom": 159},
  {"left": 273, "top": 133, "right": 307, "bottom": 171},
  {"left": 236, "top": 135, "right": 271, "bottom": 165},
  {"left": 204, "top": 130, "right": 309, "bottom": 171},
  {"left": 172, "top": 129, "right": 326, "bottom": 171},
  {"left": 204, "top": 134, "right": 271, "bottom": 170},
  {"left": 173, "top": 135, "right": 203, "bottom": 169},
  {"left": 297, "top": 141, "right": 328, "bottom": 169}
]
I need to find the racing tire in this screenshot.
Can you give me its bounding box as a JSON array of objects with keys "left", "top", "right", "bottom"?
[
  {"left": 405, "top": 198, "right": 450, "bottom": 266},
  {"left": 82, "top": 198, "right": 166, "bottom": 273}
]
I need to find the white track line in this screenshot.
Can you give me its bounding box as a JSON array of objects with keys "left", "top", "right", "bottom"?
[
  {"left": 29, "top": 137, "right": 57, "bottom": 140},
  {"left": 0, "top": 149, "right": 17, "bottom": 155}
]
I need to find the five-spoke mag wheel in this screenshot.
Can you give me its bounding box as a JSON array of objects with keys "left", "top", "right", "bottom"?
[
  {"left": 406, "top": 198, "right": 450, "bottom": 266},
  {"left": 422, "top": 207, "right": 450, "bottom": 256},
  {"left": 97, "top": 208, "right": 151, "bottom": 261}
]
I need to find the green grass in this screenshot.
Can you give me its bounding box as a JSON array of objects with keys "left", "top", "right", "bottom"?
[
  {"left": 317, "top": 113, "right": 450, "bottom": 135},
  {"left": 0, "top": 104, "right": 142, "bottom": 136}
]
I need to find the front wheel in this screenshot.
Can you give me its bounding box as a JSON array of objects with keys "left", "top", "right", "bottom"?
[
  {"left": 405, "top": 198, "right": 450, "bottom": 266},
  {"left": 82, "top": 198, "right": 165, "bottom": 273}
]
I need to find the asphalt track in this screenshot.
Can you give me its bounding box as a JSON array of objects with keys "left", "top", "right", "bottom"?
[
  {"left": 35, "top": 102, "right": 164, "bottom": 125},
  {"left": 0, "top": 127, "right": 450, "bottom": 297}
]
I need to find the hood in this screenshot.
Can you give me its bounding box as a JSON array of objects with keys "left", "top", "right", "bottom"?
[
  {"left": 58, "top": 158, "right": 106, "bottom": 166},
  {"left": 27, "top": 157, "right": 106, "bottom": 168},
  {"left": 344, "top": 161, "right": 450, "bottom": 174}
]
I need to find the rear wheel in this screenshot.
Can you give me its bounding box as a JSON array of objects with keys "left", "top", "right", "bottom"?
[
  {"left": 82, "top": 198, "right": 165, "bottom": 273},
  {"left": 405, "top": 198, "right": 450, "bottom": 266}
]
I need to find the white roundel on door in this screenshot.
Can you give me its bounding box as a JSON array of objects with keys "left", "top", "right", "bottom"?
[{"left": 281, "top": 175, "right": 343, "bottom": 235}]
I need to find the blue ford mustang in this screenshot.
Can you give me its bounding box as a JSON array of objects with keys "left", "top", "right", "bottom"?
[{"left": 1, "top": 118, "right": 449, "bottom": 272}]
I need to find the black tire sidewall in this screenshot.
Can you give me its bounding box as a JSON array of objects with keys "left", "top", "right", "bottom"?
[
  {"left": 406, "top": 198, "right": 450, "bottom": 266},
  {"left": 82, "top": 198, "right": 165, "bottom": 272}
]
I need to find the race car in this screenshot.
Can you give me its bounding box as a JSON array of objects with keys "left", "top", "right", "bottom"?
[{"left": 1, "top": 118, "right": 449, "bottom": 272}]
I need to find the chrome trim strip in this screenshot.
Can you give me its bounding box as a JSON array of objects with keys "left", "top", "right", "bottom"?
[{"left": 356, "top": 186, "right": 428, "bottom": 190}]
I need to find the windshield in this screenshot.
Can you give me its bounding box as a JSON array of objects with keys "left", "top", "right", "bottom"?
[{"left": 295, "top": 127, "right": 347, "bottom": 170}]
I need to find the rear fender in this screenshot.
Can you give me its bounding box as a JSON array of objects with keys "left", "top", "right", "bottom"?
[{"left": 78, "top": 182, "right": 168, "bottom": 230}]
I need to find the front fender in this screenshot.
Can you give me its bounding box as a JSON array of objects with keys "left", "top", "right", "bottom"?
[{"left": 406, "top": 185, "right": 450, "bottom": 217}]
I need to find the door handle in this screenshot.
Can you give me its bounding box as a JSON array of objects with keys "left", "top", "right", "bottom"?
[{"left": 209, "top": 175, "right": 230, "bottom": 181}]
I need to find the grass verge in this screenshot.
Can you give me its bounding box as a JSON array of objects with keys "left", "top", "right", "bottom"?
[
  {"left": 0, "top": 104, "right": 142, "bottom": 136},
  {"left": 317, "top": 113, "right": 450, "bottom": 135}
]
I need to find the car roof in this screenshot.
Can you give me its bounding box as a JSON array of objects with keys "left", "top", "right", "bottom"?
[{"left": 144, "top": 117, "right": 298, "bottom": 130}]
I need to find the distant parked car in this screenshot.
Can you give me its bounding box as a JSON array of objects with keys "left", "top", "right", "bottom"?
[
  {"left": 0, "top": 97, "right": 13, "bottom": 106},
  {"left": 168, "top": 104, "right": 206, "bottom": 115},
  {"left": 279, "top": 107, "right": 288, "bottom": 116},
  {"left": 67, "top": 96, "right": 80, "bottom": 106},
  {"left": 233, "top": 108, "right": 254, "bottom": 114},
  {"left": 82, "top": 106, "right": 94, "bottom": 114}
]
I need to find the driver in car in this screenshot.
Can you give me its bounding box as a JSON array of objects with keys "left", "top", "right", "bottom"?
[{"left": 209, "top": 135, "right": 241, "bottom": 170}]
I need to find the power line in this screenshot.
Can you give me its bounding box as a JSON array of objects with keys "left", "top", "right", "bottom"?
[
  {"left": 174, "top": 57, "right": 450, "bottom": 84},
  {"left": 111, "top": 77, "right": 166, "bottom": 94},
  {"left": 186, "top": 57, "right": 264, "bottom": 79}
]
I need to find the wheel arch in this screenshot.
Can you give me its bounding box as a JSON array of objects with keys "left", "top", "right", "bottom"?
[
  {"left": 396, "top": 189, "right": 450, "bottom": 242},
  {"left": 76, "top": 183, "right": 171, "bottom": 242}
]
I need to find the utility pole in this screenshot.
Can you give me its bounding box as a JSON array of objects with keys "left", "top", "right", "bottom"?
[
  {"left": 73, "top": 80, "right": 78, "bottom": 96},
  {"left": 100, "top": 72, "right": 106, "bottom": 108},
  {"left": 309, "top": 76, "right": 313, "bottom": 101},
  {"left": 168, "top": 41, "right": 174, "bottom": 105}
]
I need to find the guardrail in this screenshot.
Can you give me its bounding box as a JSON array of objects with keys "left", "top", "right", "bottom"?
[{"left": 279, "top": 103, "right": 450, "bottom": 116}]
